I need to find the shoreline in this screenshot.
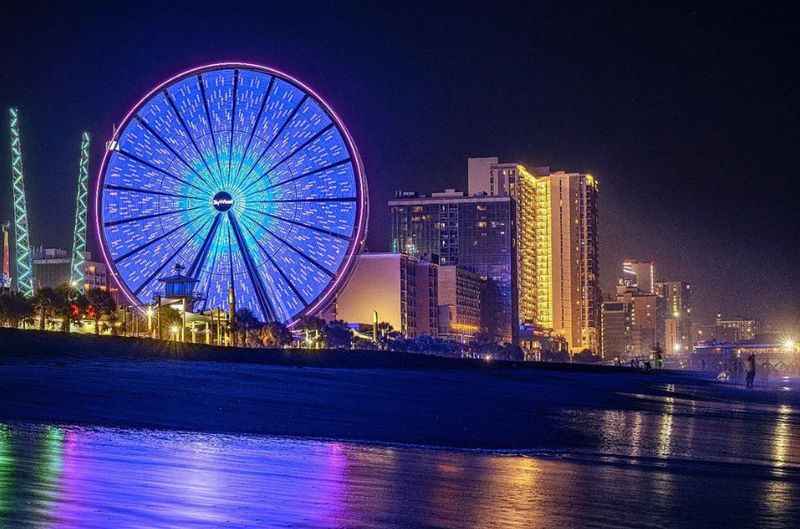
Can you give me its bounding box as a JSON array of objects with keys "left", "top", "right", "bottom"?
[{"left": 1, "top": 328, "right": 793, "bottom": 450}]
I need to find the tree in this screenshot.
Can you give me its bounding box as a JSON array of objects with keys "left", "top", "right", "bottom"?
[
  {"left": 156, "top": 305, "right": 182, "bottom": 340},
  {"left": 324, "top": 320, "right": 353, "bottom": 349},
  {"left": 86, "top": 288, "right": 117, "bottom": 335},
  {"left": 0, "top": 291, "right": 33, "bottom": 328},
  {"left": 296, "top": 316, "right": 326, "bottom": 348},
  {"left": 259, "top": 321, "right": 293, "bottom": 348},
  {"left": 235, "top": 308, "right": 260, "bottom": 346},
  {"left": 375, "top": 321, "right": 396, "bottom": 349},
  {"left": 31, "top": 288, "right": 58, "bottom": 331},
  {"left": 54, "top": 284, "right": 86, "bottom": 333}
]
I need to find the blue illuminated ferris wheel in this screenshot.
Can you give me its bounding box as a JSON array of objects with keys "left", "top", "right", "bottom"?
[{"left": 96, "top": 63, "right": 368, "bottom": 324}]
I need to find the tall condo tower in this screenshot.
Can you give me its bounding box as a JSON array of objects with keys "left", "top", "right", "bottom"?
[
  {"left": 8, "top": 108, "right": 34, "bottom": 297},
  {"left": 70, "top": 132, "right": 91, "bottom": 292}
]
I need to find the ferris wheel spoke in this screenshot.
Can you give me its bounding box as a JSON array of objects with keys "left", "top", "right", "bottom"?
[
  {"left": 198, "top": 74, "right": 226, "bottom": 183},
  {"left": 163, "top": 89, "right": 225, "bottom": 191},
  {"left": 251, "top": 158, "right": 352, "bottom": 195},
  {"left": 228, "top": 212, "right": 277, "bottom": 321},
  {"left": 224, "top": 70, "right": 240, "bottom": 188},
  {"left": 103, "top": 205, "right": 205, "bottom": 227},
  {"left": 117, "top": 150, "right": 208, "bottom": 195},
  {"left": 240, "top": 219, "right": 310, "bottom": 306},
  {"left": 186, "top": 212, "right": 222, "bottom": 279},
  {"left": 104, "top": 184, "right": 205, "bottom": 201},
  {"left": 252, "top": 197, "right": 356, "bottom": 204},
  {"left": 134, "top": 116, "right": 215, "bottom": 192},
  {"left": 239, "top": 209, "right": 334, "bottom": 276},
  {"left": 241, "top": 207, "right": 351, "bottom": 241},
  {"left": 197, "top": 233, "right": 223, "bottom": 313},
  {"left": 234, "top": 94, "right": 308, "bottom": 192},
  {"left": 113, "top": 211, "right": 208, "bottom": 264},
  {"left": 132, "top": 217, "right": 212, "bottom": 296},
  {"left": 233, "top": 76, "right": 274, "bottom": 185},
  {"left": 239, "top": 123, "right": 334, "bottom": 195}
]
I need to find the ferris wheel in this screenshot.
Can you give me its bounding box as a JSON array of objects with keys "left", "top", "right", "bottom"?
[{"left": 95, "top": 63, "right": 368, "bottom": 324}]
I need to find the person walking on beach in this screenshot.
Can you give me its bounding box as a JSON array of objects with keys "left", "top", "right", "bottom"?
[{"left": 745, "top": 353, "right": 756, "bottom": 389}]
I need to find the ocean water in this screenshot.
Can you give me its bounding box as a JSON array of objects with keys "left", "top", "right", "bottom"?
[{"left": 1, "top": 380, "right": 798, "bottom": 529}]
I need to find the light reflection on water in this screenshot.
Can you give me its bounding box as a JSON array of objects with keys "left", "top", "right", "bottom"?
[{"left": 0, "top": 397, "right": 798, "bottom": 529}]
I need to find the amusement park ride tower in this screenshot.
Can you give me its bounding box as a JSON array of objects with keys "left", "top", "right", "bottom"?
[{"left": 6, "top": 106, "right": 92, "bottom": 297}]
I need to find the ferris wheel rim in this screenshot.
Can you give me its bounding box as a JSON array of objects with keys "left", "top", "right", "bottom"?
[{"left": 94, "top": 62, "right": 368, "bottom": 326}]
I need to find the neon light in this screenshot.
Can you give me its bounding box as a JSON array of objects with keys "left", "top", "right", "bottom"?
[
  {"left": 8, "top": 108, "right": 34, "bottom": 297},
  {"left": 95, "top": 63, "right": 368, "bottom": 326},
  {"left": 70, "top": 132, "right": 91, "bottom": 292}
]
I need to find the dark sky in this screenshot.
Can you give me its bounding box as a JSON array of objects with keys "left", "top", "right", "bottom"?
[{"left": 1, "top": 3, "right": 798, "bottom": 330}]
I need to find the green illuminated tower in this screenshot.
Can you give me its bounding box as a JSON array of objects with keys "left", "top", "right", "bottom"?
[
  {"left": 8, "top": 108, "right": 34, "bottom": 297},
  {"left": 70, "top": 132, "right": 91, "bottom": 292}
]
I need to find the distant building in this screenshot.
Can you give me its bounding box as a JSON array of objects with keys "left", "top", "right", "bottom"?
[
  {"left": 601, "top": 301, "right": 632, "bottom": 359},
  {"left": 715, "top": 315, "right": 759, "bottom": 342},
  {"left": 617, "top": 289, "right": 663, "bottom": 357},
  {"left": 437, "top": 265, "right": 482, "bottom": 342},
  {"left": 334, "top": 253, "right": 439, "bottom": 338},
  {"left": 31, "top": 247, "right": 108, "bottom": 291},
  {"left": 656, "top": 281, "right": 692, "bottom": 355},
  {"left": 389, "top": 193, "right": 518, "bottom": 343},
  {"left": 622, "top": 259, "right": 655, "bottom": 294}
]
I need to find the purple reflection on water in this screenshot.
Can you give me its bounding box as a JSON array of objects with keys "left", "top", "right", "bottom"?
[{"left": 0, "top": 419, "right": 798, "bottom": 528}]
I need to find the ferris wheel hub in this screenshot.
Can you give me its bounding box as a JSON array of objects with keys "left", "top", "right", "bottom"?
[{"left": 212, "top": 191, "right": 234, "bottom": 212}]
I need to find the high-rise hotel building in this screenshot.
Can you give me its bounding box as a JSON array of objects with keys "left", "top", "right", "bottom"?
[
  {"left": 467, "top": 158, "right": 599, "bottom": 352},
  {"left": 389, "top": 190, "right": 518, "bottom": 343}
]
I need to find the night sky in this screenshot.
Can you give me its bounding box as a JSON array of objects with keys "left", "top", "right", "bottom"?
[{"left": 1, "top": 3, "right": 797, "bottom": 329}]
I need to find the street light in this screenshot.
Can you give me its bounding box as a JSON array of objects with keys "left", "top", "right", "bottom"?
[{"left": 783, "top": 339, "right": 796, "bottom": 352}]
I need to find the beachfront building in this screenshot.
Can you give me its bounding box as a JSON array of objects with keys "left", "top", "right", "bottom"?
[
  {"left": 437, "top": 265, "right": 483, "bottom": 342},
  {"left": 601, "top": 301, "right": 632, "bottom": 359},
  {"left": 334, "top": 253, "right": 439, "bottom": 338},
  {"left": 389, "top": 191, "right": 518, "bottom": 343},
  {"left": 715, "top": 315, "right": 759, "bottom": 342},
  {"left": 31, "top": 247, "right": 108, "bottom": 292},
  {"left": 656, "top": 280, "right": 692, "bottom": 355},
  {"left": 467, "top": 159, "right": 600, "bottom": 353}
]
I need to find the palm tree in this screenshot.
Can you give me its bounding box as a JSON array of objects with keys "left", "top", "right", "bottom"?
[
  {"left": 324, "top": 320, "right": 353, "bottom": 349},
  {"left": 31, "top": 288, "right": 58, "bottom": 331},
  {"left": 0, "top": 291, "right": 33, "bottom": 328},
  {"left": 296, "top": 316, "right": 326, "bottom": 348},
  {"left": 86, "top": 288, "right": 117, "bottom": 335},
  {"left": 54, "top": 283, "right": 85, "bottom": 333},
  {"left": 259, "top": 321, "right": 293, "bottom": 348},
  {"left": 234, "top": 308, "right": 260, "bottom": 346}
]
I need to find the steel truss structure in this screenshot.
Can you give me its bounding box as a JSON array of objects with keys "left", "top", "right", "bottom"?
[
  {"left": 8, "top": 108, "right": 34, "bottom": 297},
  {"left": 70, "top": 132, "right": 91, "bottom": 291}
]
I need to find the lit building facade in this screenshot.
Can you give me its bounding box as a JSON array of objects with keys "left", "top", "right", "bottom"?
[
  {"left": 334, "top": 253, "right": 438, "bottom": 338},
  {"left": 622, "top": 259, "right": 655, "bottom": 294},
  {"left": 616, "top": 289, "right": 664, "bottom": 357},
  {"left": 656, "top": 280, "right": 692, "bottom": 354},
  {"left": 437, "top": 265, "right": 482, "bottom": 342},
  {"left": 31, "top": 247, "right": 108, "bottom": 292},
  {"left": 715, "top": 315, "right": 759, "bottom": 342},
  {"left": 467, "top": 159, "right": 599, "bottom": 352},
  {"left": 601, "top": 301, "right": 632, "bottom": 359},
  {"left": 389, "top": 193, "right": 517, "bottom": 343}
]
